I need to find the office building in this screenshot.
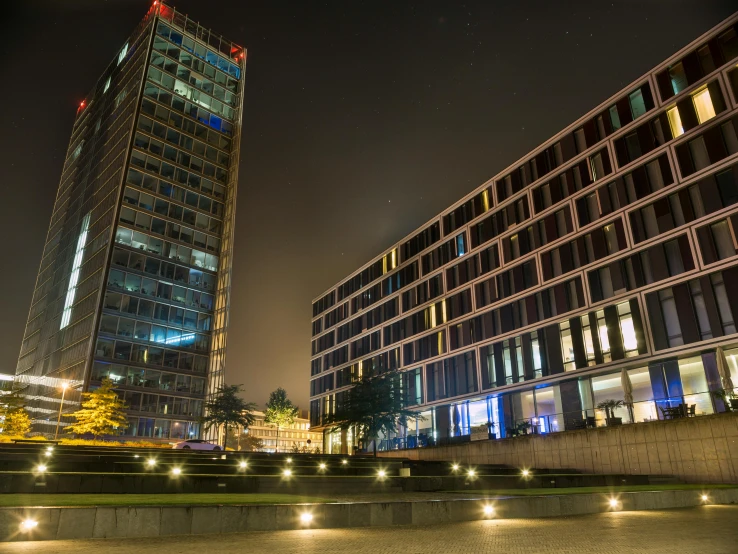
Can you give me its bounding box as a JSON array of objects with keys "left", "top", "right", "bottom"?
[
  {"left": 15, "top": 1, "right": 245, "bottom": 439},
  {"left": 310, "top": 14, "right": 738, "bottom": 453},
  {"left": 240, "top": 410, "right": 323, "bottom": 453}
]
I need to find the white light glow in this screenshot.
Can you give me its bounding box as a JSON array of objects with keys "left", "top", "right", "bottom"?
[
  {"left": 609, "top": 498, "right": 619, "bottom": 508},
  {"left": 452, "top": 464, "right": 460, "bottom": 472},
  {"left": 286, "top": 458, "right": 292, "bottom": 464},
  {"left": 319, "top": 463, "right": 326, "bottom": 470},
  {"left": 146, "top": 459, "right": 156, "bottom": 467},
  {"left": 20, "top": 519, "right": 38, "bottom": 531},
  {"left": 483, "top": 505, "right": 494, "bottom": 517},
  {"left": 522, "top": 469, "right": 530, "bottom": 477},
  {"left": 171, "top": 467, "right": 182, "bottom": 476},
  {"left": 60, "top": 212, "right": 91, "bottom": 329},
  {"left": 239, "top": 461, "right": 248, "bottom": 469},
  {"left": 377, "top": 469, "right": 387, "bottom": 479},
  {"left": 341, "top": 459, "right": 348, "bottom": 465},
  {"left": 300, "top": 512, "right": 313, "bottom": 524},
  {"left": 701, "top": 494, "right": 709, "bottom": 502},
  {"left": 283, "top": 468, "right": 292, "bottom": 477},
  {"left": 467, "top": 469, "right": 476, "bottom": 478},
  {"left": 36, "top": 465, "right": 47, "bottom": 473}
]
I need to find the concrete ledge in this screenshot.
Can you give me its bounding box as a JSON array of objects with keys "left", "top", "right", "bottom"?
[{"left": 3, "top": 488, "right": 737, "bottom": 542}]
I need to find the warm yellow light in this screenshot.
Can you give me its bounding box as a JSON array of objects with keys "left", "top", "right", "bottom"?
[
  {"left": 452, "top": 464, "right": 460, "bottom": 472},
  {"left": 300, "top": 512, "right": 313, "bottom": 524},
  {"left": 36, "top": 464, "right": 47, "bottom": 473},
  {"left": 319, "top": 463, "right": 327, "bottom": 470},
  {"left": 701, "top": 494, "right": 709, "bottom": 502},
  {"left": 146, "top": 458, "right": 156, "bottom": 467},
  {"left": 522, "top": 469, "right": 530, "bottom": 477},
  {"left": 46, "top": 446, "right": 54, "bottom": 453},
  {"left": 62, "top": 383, "right": 68, "bottom": 391},
  {"left": 467, "top": 469, "right": 476, "bottom": 478},
  {"left": 20, "top": 519, "right": 38, "bottom": 531},
  {"left": 239, "top": 461, "right": 248, "bottom": 469},
  {"left": 667, "top": 106, "right": 684, "bottom": 137},
  {"left": 609, "top": 498, "right": 619, "bottom": 508},
  {"left": 692, "top": 88, "right": 716, "bottom": 124},
  {"left": 341, "top": 459, "right": 348, "bottom": 465},
  {"left": 134, "top": 454, "right": 139, "bottom": 458},
  {"left": 483, "top": 505, "right": 494, "bottom": 517},
  {"left": 44, "top": 451, "right": 52, "bottom": 457},
  {"left": 377, "top": 469, "right": 387, "bottom": 479},
  {"left": 171, "top": 467, "right": 182, "bottom": 476},
  {"left": 286, "top": 458, "right": 293, "bottom": 464},
  {"left": 283, "top": 468, "right": 292, "bottom": 477}
]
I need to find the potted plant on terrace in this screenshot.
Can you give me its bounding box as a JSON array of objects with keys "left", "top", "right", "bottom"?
[
  {"left": 711, "top": 389, "right": 738, "bottom": 412},
  {"left": 597, "top": 399, "right": 623, "bottom": 426}
]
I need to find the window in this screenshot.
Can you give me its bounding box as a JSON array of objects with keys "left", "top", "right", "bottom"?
[
  {"left": 629, "top": 89, "right": 647, "bottom": 119},
  {"left": 669, "top": 62, "right": 688, "bottom": 95},
  {"left": 617, "top": 302, "right": 638, "bottom": 356},
  {"left": 692, "top": 87, "right": 716, "bottom": 124},
  {"left": 667, "top": 107, "right": 684, "bottom": 138},
  {"left": 560, "top": 321, "right": 575, "bottom": 371},
  {"left": 118, "top": 42, "right": 129, "bottom": 65},
  {"left": 103, "top": 76, "right": 111, "bottom": 94}
]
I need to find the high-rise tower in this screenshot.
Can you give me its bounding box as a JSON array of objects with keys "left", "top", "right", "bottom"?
[{"left": 15, "top": 1, "right": 245, "bottom": 440}]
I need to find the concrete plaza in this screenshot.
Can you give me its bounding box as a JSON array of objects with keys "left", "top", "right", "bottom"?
[{"left": 5, "top": 506, "right": 738, "bottom": 553}]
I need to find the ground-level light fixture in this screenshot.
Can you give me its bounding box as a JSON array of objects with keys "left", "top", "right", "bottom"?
[
  {"left": 467, "top": 469, "right": 476, "bottom": 478},
  {"left": 36, "top": 464, "right": 47, "bottom": 473},
  {"left": 286, "top": 458, "right": 293, "bottom": 464},
  {"left": 239, "top": 461, "right": 248, "bottom": 469},
  {"left": 283, "top": 468, "right": 293, "bottom": 477},
  {"left": 608, "top": 498, "right": 619, "bottom": 509},
  {"left": 134, "top": 454, "right": 139, "bottom": 458},
  {"left": 377, "top": 469, "right": 387, "bottom": 479},
  {"left": 341, "top": 459, "right": 348, "bottom": 465},
  {"left": 482, "top": 505, "right": 495, "bottom": 517},
  {"left": 701, "top": 494, "right": 709, "bottom": 503},
  {"left": 319, "top": 462, "right": 327, "bottom": 471},
  {"left": 452, "top": 464, "right": 460, "bottom": 472},
  {"left": 20, "top": 519, "right": 38, "bottom": 532},
  {"left": 521, "top": 469, "right": 530, "bottom": 477},
  {"left": 300, "top": 512, "right": 313, "bottom": 524},
  {"left": 146, "top": 458, "right": 157, "bottom": 467},
  {"left": 170, "top": 467, "right": 182, "bottom": 476}
]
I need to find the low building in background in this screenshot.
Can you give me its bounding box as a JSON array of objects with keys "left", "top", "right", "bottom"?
[
  {"left": 310, "top": 14, "right": 738, "bottom": 454},
  {"left": 240, "top": 410, "right": 322, "bottom": 452}
]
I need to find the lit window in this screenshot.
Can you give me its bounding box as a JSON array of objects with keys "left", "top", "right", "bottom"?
[
  {"left": 617, "top": 303, "right": 638, "bottom": 354},
  {"left": 692, "top": 88, "right": 716, "bottom": 124},
  {"left": 103, "top": 76, "right": 111, "bottom": 94},
  {"left": 61, "top": 213, "right": 91, "bottom": 329},
  {"left": 118, "top": 43, "right": 129, "bottom": 66},
  {"left": 667, "top": 107, "right": 684, "bottom": 138}
]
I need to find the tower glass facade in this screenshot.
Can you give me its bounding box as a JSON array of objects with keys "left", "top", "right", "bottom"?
[
  {"left": 311, "top": 15, "right": 738, "bottom": 452},
  {"left": 15, "top": 2, "right": 245, "bottom": 439}
]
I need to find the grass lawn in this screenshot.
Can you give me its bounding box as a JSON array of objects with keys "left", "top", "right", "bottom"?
[
  {"left": 0, "top": 493, "right": 332, "bottom": 507},
  {"left": 446, "top": 484, "right": 738, "bottom": 496}
]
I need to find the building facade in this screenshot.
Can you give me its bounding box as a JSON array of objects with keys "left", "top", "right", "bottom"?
[
  {"left": 240, "top": 410, "right": 322, "bottom": 453},
  {"left": 310, "top": 15, "right": 738, "bottom": 454},
  {"left": 15, "top": 2, "right": 245, "bottom": 440}
]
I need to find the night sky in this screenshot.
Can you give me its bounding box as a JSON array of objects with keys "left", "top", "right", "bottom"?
[{"left": 0, "top": 1, "right": 735, "bottom": 410}]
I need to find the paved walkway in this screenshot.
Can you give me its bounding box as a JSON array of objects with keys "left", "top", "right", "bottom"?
[{"left": 5, "top": 506, "right": 738, "bottom": 553}]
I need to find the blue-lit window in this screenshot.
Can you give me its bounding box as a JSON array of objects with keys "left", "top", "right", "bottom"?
[{"left": 456, "top": 234, "right": 466, "bottom": 256}]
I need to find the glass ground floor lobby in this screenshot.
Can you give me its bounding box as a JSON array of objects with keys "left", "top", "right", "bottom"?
[{"left": 322, "top": 346, "right": 738, "bottom": 454}]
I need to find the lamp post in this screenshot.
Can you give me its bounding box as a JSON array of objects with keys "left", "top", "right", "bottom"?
[{"left": 54, "top": 383, "right": 68, "bottom": 440}]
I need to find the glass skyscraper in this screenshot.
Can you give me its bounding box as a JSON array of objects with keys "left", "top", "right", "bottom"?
[{"left": 15, "top": 2, "right": 245, "bottom": 440}]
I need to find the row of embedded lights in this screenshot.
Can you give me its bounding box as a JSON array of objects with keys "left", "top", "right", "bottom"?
[
  {"left": 451, "top": 463, "right": 531, "bottom": 479},
  {"left": 34, "top": 452, "right": 384, "bottom": 479},
  {"left": 18, "top": 493, "right": 715, "bottom": 533}
]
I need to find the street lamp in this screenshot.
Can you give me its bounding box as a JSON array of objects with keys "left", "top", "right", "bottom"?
[{"left": 54, "top": 383, "right": 69, "bottom": 440}]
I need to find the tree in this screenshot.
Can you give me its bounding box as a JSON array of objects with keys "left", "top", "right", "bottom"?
[
  {"left": 200, "top": 384, "right": 257, "bottom": 448},
  {"left": 65, "top": 378, "right": 129, "bottom": 438},
  {"left": 0, "top": 386, "right": 30, "bottom": 437},
  {"left": 264, "top": 387, "right": 299, "bottom": 453},
  {"left": 325, "top": 370, "right": 422, "bottom": 457},
  {"left": 2, "top": 409, "right": 31, "bottom": 437}
]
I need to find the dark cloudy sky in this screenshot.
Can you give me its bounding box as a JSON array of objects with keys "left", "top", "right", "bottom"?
[{"left": 0, "top": 0, "right": 735, "bottom": 410}]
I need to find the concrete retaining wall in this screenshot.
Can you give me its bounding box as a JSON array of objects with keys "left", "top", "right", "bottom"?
[
  {"left": 380, "top": 412, "right": 738, "bottom": 483},
  {"left": 2, "top": 488, "right": 737, "bottom": 542}
]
